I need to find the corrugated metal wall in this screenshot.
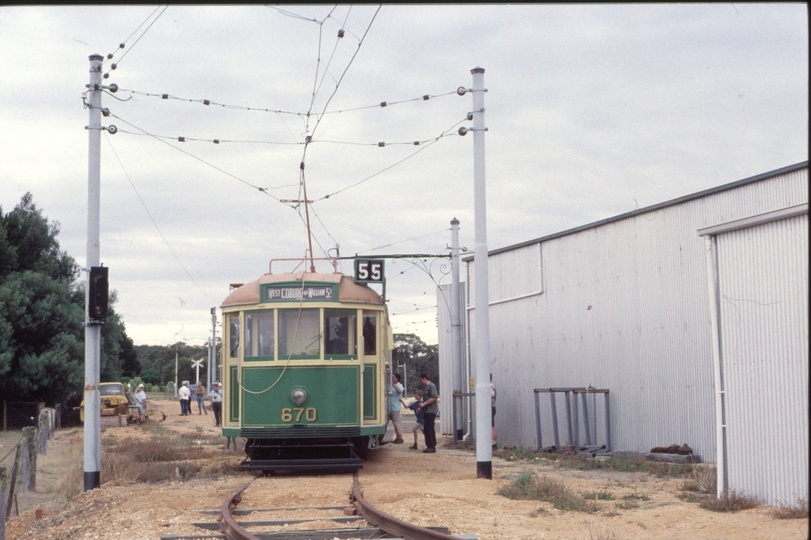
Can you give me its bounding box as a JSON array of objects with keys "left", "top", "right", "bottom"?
[
  {"left": 716, "top": 213, "right": 808, "bottom": 507},
  {"left": 443, "top": 164, "right": 807, "bottom": 466}
]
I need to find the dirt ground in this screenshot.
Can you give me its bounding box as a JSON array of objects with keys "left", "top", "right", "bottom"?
[{"left": 2, "top": 398, "right": 808, "bottom": 540}]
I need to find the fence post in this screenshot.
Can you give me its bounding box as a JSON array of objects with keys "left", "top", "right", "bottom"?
[
  {"left": 37, "top": 411, "right": 48, "bottom": 455},
  {"left": 6, "top": 444, "right": 21, "bottom": 519},
  {"left": 24, "top": 427, "right": 36, "bottom": 491},
  {"left": 1, "top": 466, "right": 7, "bottom": 538}
]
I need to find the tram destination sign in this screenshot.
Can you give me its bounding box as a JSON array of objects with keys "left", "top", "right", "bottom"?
[{"left": 263, "top": 284, "right": 336, "bottom": 302}]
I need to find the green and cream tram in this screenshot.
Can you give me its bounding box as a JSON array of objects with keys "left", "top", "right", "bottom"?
[{"left": 220, "top": 259, "right": 392, "bottom": 471}]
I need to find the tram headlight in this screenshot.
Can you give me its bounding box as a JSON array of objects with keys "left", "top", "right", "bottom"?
[{"left": 290, "top": 387, "right": 308, "bottom": 405}]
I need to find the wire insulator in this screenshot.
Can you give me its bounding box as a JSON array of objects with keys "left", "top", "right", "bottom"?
[
  {"left": 111, "top": 63, "right": 117, "bottom": 70},
  {"left": 380, "top": 102, "right": 387, "bottom": 107},
  {"left": 203, "top": 100, "right": 210, "bottom": 105},
  {"left": 178, "top": 137, "right": 185, "bottom": 142},
  {"left": 413, "top": 141, "right": 420, "bottom": 145},
  {"left": 213, "top": 139, "right": 220, "bottom": 144},
  {"left": 162, "top": 94, "right": 168, "bottom": 99},
  {"left": 378, "top": 142, "right": 385, "bottom": 147},
  {"left": 423, "top": 95, "right": 430, "bottom": 100},
  {"left": 119, "top": 43, "right": 125, "bottom": 49}
]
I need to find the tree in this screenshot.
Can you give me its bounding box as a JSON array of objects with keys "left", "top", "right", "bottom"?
[
  {"left": 119, "top": 331, "right": 141, "bottom": 378},
  {"left": 393, "top": 333, "right": 438, "bottom": 397},
  {"left": 139, "top": 367, "right": 162, "bottom": 386},
  {"left": 0, "top": 193, "right": 133, "bottom": 405}
]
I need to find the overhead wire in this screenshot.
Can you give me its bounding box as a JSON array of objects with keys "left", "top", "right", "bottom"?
[
  {"left": 102, "top": 6, "right": 168, "bottom": 78},
  {"left": 113, "top": 87, "right": 458, "bottom": 116},
  {"left": 108, "top": 113, "right": 286, "bottom": 201},
  {"left": 103, "top": 133, "right": 219, "bottom": 304}
]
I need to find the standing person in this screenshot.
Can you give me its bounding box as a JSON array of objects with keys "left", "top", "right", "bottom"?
[
  {"left": 490, "top": 374, "right": 498, "bottom": 449},
  {"left": 400, "top": 389, "right": 424, "bottom": 450},
  {"left": 387, "top": 373, "right": 405, "bottom": 444},
  {"left": 195, "top": 381, "right": 208, "bottom": 415},
  {"left": 179, "top": 381, "right": 191, "bottom": 416},
  {"left": 134, "top": 384, "right": 146, "bottom": 423},
  {"left": 418, "top": 372, "right": 439, "bottom": 453},
  {"left": 209, "top": 382, "right": 223, "bottom": 427}
]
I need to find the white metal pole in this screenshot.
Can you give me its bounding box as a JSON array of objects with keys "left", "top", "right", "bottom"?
[
  {"left": 83, "top": 53, "right": 103, "bottom": 491},
  {"left": 704, "top": 235, "right": 727, "bottom": 497},
  {"left": 471, "top": 67, "right": 492, "bottom": 479},
  {"left": 450, "top": 218, "right": 464, "bottom": 440}
]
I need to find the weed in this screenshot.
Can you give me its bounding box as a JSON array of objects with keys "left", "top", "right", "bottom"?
[
  {"left": 622, "top": 493, "right": 649, "bottom": 501},
  {"left": 615, "top": 500, "right": 639, "bottom": 510},
  {"left": 582, "top": 490, "right": 614, "bottom": 501},
  {"left": 771, "top": 498, "right": 809, "bottom": 520},
  {"left": 682, "top": 464, "right": 716, "bottom": 494},
  {"left": 529, "top": 506, "right": 549, "bottom": 517},
  {"left": 588, "top": 524, "right": 622, "bottom": 539},
  {"left": 553, "top": 455, "right": 693, "bottom": 478},
  {"left": 504, "top": 447, "right": 542, "bottom": 462},
  {"left": 695, "top": 490, "right": 760, "bottom": 513},
  {"left": 497, "top": 473, "right": 600, "bottom": 513}
]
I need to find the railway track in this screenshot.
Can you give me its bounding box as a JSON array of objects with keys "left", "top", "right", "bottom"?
[{"left": 162, "top": 471, "right": 474, "bottom": 540}]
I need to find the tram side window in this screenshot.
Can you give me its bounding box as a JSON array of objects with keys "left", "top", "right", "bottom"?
[
  {"left": 245, "top": 311, "right": 274, "bottom": 358},
  {"left": 363, "top": 313, "right": 377, "bottom": 355},
  {"left": 279, "top": 309, "right": 320, "bottom": 358},
  {"left": 228, "top": 313, "right": 240, "bottom": 359},
  {"left": 324, "top": 309, "right": 357, "bottom": 356}
]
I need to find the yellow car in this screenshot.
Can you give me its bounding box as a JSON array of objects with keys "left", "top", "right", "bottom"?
[{"left": 79, "top": 382, "right": 141, "bottom": 424}]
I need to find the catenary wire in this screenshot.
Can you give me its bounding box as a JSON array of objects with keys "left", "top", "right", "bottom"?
[{"left": 104, "top": 133, "right": 219, "bottom": 304}]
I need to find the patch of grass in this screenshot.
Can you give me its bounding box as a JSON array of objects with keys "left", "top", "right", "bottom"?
[
  {"left": 497, "top": 473, "right": 601, "bottom": 513},
  {"left": 588, "top": 525, "right": 622, "bottom": 538},
  {"left": 553, "top": 455, "right": 694, "bottom": 478},
  {"left": 771, "top": 498, "right": 808, "bottom": 520},
  {"left": 615, "top": 500, "right": 639, "bottom": 510},
  {"left": 503, "top": 446, "right": 542, "bottom": 462},
  {"left": 529, "top": 506, "right": 549, "bottom": 517},
  {"left": 582, "top": 490, "right": 614, "bottom": 501},
  {"left": 681, "top": 464, "right": 716, "bottom": 493},
  {"left": 684, "top": 489, "right": 760, "bottom": 513},
  {"left": 622, "top": 493, "right": 650, "bottom": 501}
]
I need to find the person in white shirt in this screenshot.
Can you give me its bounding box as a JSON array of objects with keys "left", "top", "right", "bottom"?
[{"left": 179, "top": 381, "right": 191, "bottom": 416}]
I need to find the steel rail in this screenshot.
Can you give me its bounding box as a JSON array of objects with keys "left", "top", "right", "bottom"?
[
  {"left": 220, "top": 485, "right": 261, "bottom": 540},
  {"left": 351, "top": 470, "right": 461, "bottom": 540}
]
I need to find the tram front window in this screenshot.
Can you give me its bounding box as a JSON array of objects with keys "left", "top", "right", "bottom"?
[
  {"left": 245, "top": 311, "right": 274, "bottom": 358},
  {"left": 363, "top": 313, "right": 377, "bottom": 355},
  {"left": 228, "top": 313, "right": 240, "bottom": 359},
  {"left": 279, "top": 309, "right": 320, "bottom": 358},
  {"left": 325, "top": 309, "right": 356, "bottom": 356}
]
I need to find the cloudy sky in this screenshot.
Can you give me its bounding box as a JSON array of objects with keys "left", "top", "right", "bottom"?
[{"left": 1, "top": 4, "right": 807, "bottom": 347}]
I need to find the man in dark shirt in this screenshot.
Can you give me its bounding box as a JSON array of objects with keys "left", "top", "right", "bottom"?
[{"left": 418, "top": 372, "right": 439, "bottom": 453}]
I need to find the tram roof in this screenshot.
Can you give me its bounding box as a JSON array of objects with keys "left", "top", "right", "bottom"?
[{"left": 221, "top": 272, "right": 383, "bottom": 308}]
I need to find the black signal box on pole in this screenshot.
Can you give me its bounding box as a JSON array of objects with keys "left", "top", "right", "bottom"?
[{"left": 88, "top": 266, "right": 109, "bottom": 320}]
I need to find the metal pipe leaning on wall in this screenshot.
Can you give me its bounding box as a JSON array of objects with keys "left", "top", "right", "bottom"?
[{"left": 533, "top": 387, "right": 611, "bottom": 455}]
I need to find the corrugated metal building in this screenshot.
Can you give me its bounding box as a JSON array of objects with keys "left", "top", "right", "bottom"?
[{"left": 437, "top": 162, "right": 808, "bottom": 506}]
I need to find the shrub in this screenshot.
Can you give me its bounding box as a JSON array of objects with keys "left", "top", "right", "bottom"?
[
  {"left": 497, "top": 473, "right": 600, "bottom": 513},
  {"left": 698, "top": 490, "right": 760, "bottom": 512},
  {"left": 771, "top": 498, "right": 808, "bottom": 520},
  {"left": 682, "top": 464, "right": 717, "bottom": 494}
]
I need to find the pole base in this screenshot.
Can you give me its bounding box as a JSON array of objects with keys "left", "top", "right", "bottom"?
[
  {"left": 84, "top": 471, "right": 100, "bottom": 491},
  {"left": 477, "top": 460, "right": 492, "bottom": 479}
]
